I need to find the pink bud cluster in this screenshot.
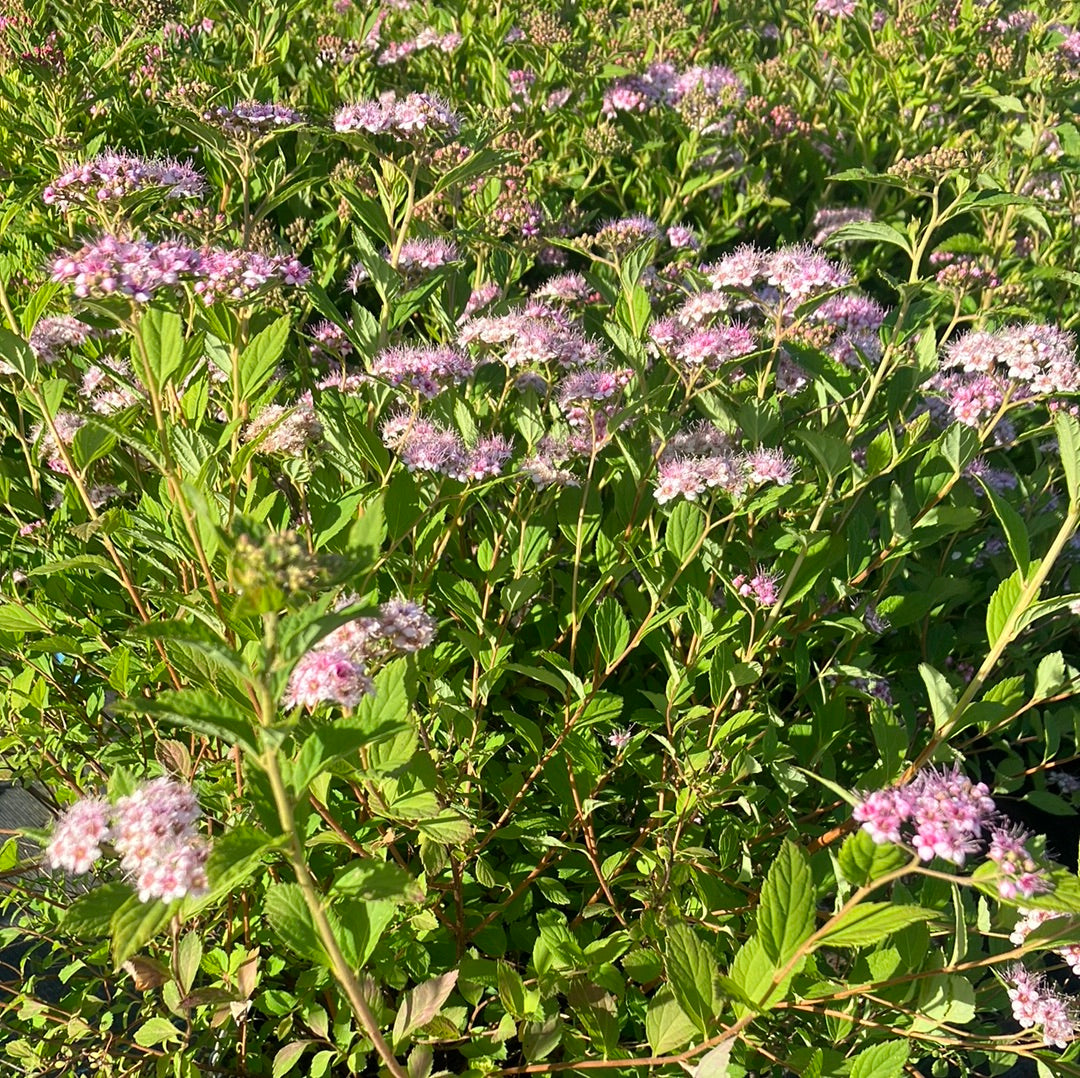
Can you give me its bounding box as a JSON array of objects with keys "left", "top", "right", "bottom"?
[
  {"left": 853, "top": 766, "right": 1050, "bottom": 898},
  {"left": 284, "top": 597, "right": 437, "bottom": 711},
  {"left": 381, "top": 412, "right": 513, "bottom": 481},
  {"left": 43, "top": 153, "right": 206, "bottom": 209},
  {"left": 371, "top": 343, "right": 474, "bottom": 397},
  {"left": 202, "top": 100, "right": 306, "bottom": 136},
  {"left": 50, "top": 235, "right": 309, "bottom": 305},
  {"left": 46, "top": 779, "right": 208, "bottom": 904},
  {"left": 732, "top": 570, "right": 781, "bottom": 607},
  {"left": 593, "top": 215, "right": 661, "bottom": 253},
  {"left": 1006, "top": 965, "right": 1076, "bottom": 1048},
  {"left": 334, "top": 92, "right": 462, "bottom": 140}
]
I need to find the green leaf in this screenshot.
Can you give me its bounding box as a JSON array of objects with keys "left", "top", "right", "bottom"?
[
  {"left": 0, "top": 603, "right": 49, "bottom": 632},
  {"left": 918, "top": 663, "right": 957, "bottom": 732},
  {"left": 1034, "top": 652, "right": 1070, "bottom": 700},
  {"left": 837, "top": 830, "right": 910, "bottom": 887},
  {"left": 203, "top": 826, "right": 274, "bottom": 898},
  {"left": 986, "top": 569, "right": 1024, "bottom": 648},
  {"left": 815, "top": 904, "right": 935, "bottom": 949},
  {"left": 273, "top": 1042, "right": 314, "bottom": 1078},
  {"left": 265, "top": 883, "right": 328, "bottom": 966},
  {"left": 594, "top": 596, "right": 630, "bottom": 667},
  {"left": 334, "top": 898, "right": 394, "bottom": 968},
  {"left": 693, "top": 1040, "right": 734, "bottom": 1078},
  {"left": 136, "top": 307, "right": 184, "bottom": 389},
  {"left": 645, "top": 987, "right": 698, "bottom": 1054},
  {"left": 757, "top": 841, "right": 815, "bottom": 965},
  {"left": 128, "top": 688, "right": 259, "bottom": 754},
  {"left": 824, "top": 221, "right": 912, "bottom": 254},
  {"left": 0, "top": 325, "right": 38, "bottom": 384},
  {"left": 393, "top": 970, "right": 459, "bottom": 1047},
  {"left": 134, "top": 1016, "right": 182, "bottom": 1047},
  {"left": 974, "top": 478, "right": 1030, "bottom": 578},
  {"left": 666, "top": 501, "right": 706, "bottom": 563},
  {"left": 240, "top": 316, "right": 291, "bottom": 398},
  {"left": 332, "top": 861, "right": 423, "bottom": 904},
  {"left": 61, "top": 883, "right": 134, "bottom": 936},
  {"left": 664, "top": 923, "right": 719, "bottom": 1035},
  {"left": 1055, "top": 412, "right": 1080, "bottom": 508},
  {"left": 111, "top": 895, "right": 173, "bottom": 968},
  {"left": 727, "top": 934, "right": 796, "bottom": 1018},
  {"left": 850, "top": 1040, "right": 909, "bottom": 1078}
]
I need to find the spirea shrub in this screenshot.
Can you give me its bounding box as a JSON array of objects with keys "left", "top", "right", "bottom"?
[{"left": 4, "top": 1, "right": 1080, "bottom": 1076}]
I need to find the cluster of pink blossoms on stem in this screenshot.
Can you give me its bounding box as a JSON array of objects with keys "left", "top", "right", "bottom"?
[
  {"left": 202, "top": 100, "right": 305, "bottom": 136},
  {"left": 43, "top": 153, "right": 205, "bottom": 209},
  {"left": 394, "top": 236, "right": 460, "bottom": 274},
  {"left": 1011, "top": 907, "right": 1080, "bottom": 976},
  {"left": 940, "top": 323, "right": 1079, "bottom": 398},
  {"left": 371, "top": 343, "right": 474, "bottom": 398},
  {"left": 1006, "top": 965, "right": 1076, "bottom": 1048},
  {"left": 601, "top": 61, "right": 745, "bottom": 127},
  {"left": 654, "top": 425, "right": 797, "bottom": 505},
  {"left": 46, "top": 778, "right": 208, "bottom": 904},
  {"left": 284, "top": 597, "right": 437, "bottom": 711},
  {"left": 705, "top": 242, "right": 854, "bottom": 307},
  {"left": 732, "top": 570, "right": 781, "bottom": 607},
  {"left": 381, "top": 412, "right": 513, "bottom": 482},
  {"left": 853, "top": 766, "right": 1050, "bottom": 898},
  {"left": 458, "top": 300, "right": 604, "bottom": 369},
  {"left": 334, "top": 92, "right": 461, "bottom": 140},
  {"left": 50, "top": 235, "right": 309, "bottom": 305}
]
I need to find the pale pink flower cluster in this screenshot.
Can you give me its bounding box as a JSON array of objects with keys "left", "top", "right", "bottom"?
[
  {"left": 649, "top": 319, "right": 756, "bottom": 370},
  {"left": 50, "top": 235, "right": 309, "bottom": 305},
  {"left": 593, "top": 215, "right": 661, "bottom": 253},
  {"left": 458, "top": 300, "right": 603, "bottom": 369},
  {"left": 811, "top": 206, "right": 873, "bottom": 246},
  {"left": 602, "top": 61, "right": 744, "bottom": 125},
  {"left": 704, "top": 243, "right": 854, "bottom": 306},
  {"left": 394, "top": 236, "right": 460, "bottom": 274},
  {"left": 1006, "top": 965, "right": 1076, "bottom": 1048},
  {"left": 243, "top": 394, "right": 323, "bottom": 456},
  {"left": 814, "top": 0, "right": 858, "bottom": 19},
  {"left": 334, "top": 92, "right": 461, "bottom": 140},
  {"left": 371, "top": 343, "right": 474, "bottom": 397},
  {"left": 534, "top": 273, "right": 593, "bottom": 305},
  {"left": 27, "top": 315, "right": 96, "bottom": 364},
  {"left": 1011, "top": 908, "right": 1080, "bottom": 975},
  {"left": 458, "top": 282, "right": 501, "bottom": 321},
  {"left": 43, "top": 153, "right": 205, "bottom": 209},
  {"left": 941, "top": 324, "right": 1079, "bottom": 396},
  {"left": 202, "top": 100, "right": 305, "bottom": 136},
  {"left": 653, "top": 430, "right": 797, "bottom": 504},
  {"left": 381, "top": 412, "right": 512, "bottom": 481},
  {"left": 79, "top": 359, "right": 141, "bottom": 414},
  {"left": 285, "top": 597, "right": 437, "bottom": 711},
  {"left": 46, "top": 779, "right": 208, "bottom": 904},
  {"left": 376, "top": 28, "right": 461, "bottom": 65}
]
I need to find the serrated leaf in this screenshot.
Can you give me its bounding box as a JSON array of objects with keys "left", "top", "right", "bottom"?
[
  {"left": 1055, "top": 412, "right": 1080, "bottom": 508},
  {"left": 693, "top": 1040, "right": 733, "bottom": 1078},
  {"left": 240, "top": 316, "right": 290, "bottom": 398},
  {"left": 850, "top": 1039, "right": 909, "bottom": 1078},
  {"left": 273, "top": 1041, "right": 313, "bottom": 1078},
  {"left": 727, "top": 934, "right": 796, "bottom": 1018},
  {"left": 666, "top": 501, "right": 706, "bottom": 563},
  {"left": 918, "top": 663, "right": 957, "bottom": 732},
  {"left": 393, "top": 970, "right": 459, "bottom": 1046},
  {"left": 265, "top": 883, "right": 327, "bottom": 966},
  {"left": 986, "top": 569, "right": 1024, "bottom": 648},
  {"left": 757, "top": 841, "right": 815, "bottom": 965},
  {"left": 825, "top": 221, "right": 911, "bottom": 253},
  {"left": 594, "top": 596, "right": 630, "bottom": 668},
  {"left": 645, "top": 986, "right": 698, "bottom": 1054},
  {"left": 815, "top": 903, "right": 934, "bottom": 949},
  {"left": 664, "top": 923, "right": 719, "bottom": 1034},
  {"left": 61, "top": 883, "right": 134, "bottom": 937},
  {"left": 136, "top": 307, "right": 184, "bottom": 389},
  {"left": 134, "top": 1016, "right": 181, "bottom": 1047},
  {"left": 974, "top": 478, "right": 1030, "bottom": 578},
  {"left": 111, "top": 895, "right": 173, "bottom": 968},
  {"left": 332, "top": 860, "right": 423, "bottom": 903}
]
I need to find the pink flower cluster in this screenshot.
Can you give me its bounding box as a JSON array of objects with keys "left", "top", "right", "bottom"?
[
  {"left": 46, "top": 778, "right": 208, "bottom": 904},
  {"left": 649, "top": 319, "right": 757, "bottom": 370},
  {"left": 704, "top": 243, "right": 854, "bottom": 307},
  {"left": 394, "top": 236, "right": 460, "bottom": 273},
  {"left": 243, "top": 394, "right": 323, "bottom": 456},
  {"left": 941, "top": 324, "right": 1079, "bottom": 396},
  {"left": 202, "top": 100, "right": 306, "bottom": 136},
  {"left": 654, "top": 434, "right": 797, "bottom": 505},
  {"left": 853, "top": 766, "right": 1050, "bottom": 897},
  {"left": 376, "top": 27, "right": 461, "bottom": 65},
  {"left": 593, "top": 215, "right": 661, "bottom": 253},
  {"left": 534, "top": 273, "right": 593, "bottom": 305},
  {"left": 50, "top": 235, "right": 309, "bottom": 305},
  {"left": 27, "top": 315, "right": 96, "bottom": 364},
  {"left": 371, "top": 343, "right": 474, "bottom": 397},
  {"left": 284, "top": 596, "right": 437, "bottom": 711},
  {"left": 1006, "top": 965, "right": 1076, "bottom": 1048},
  {"left": 1011, "top": 908, "right": 1080, "bottom": 976},
  {"left": 811, "top": 206, "right": 873, "bottom": 246},
  {"left": 334, "top": 92, "right": 462, "bottom": 140},
  {"left": 732, "top": 570, "right": 781, "bottom": 607},
  {"left": 458, "top": 301, "right": 603, "bottom": 368},
  {"left": 381, "top": 412, "right": 513, "bottom": 481},
  {"left": 602, "top": 61, "right": 745, "bottom": 127},
  {"left": 43, "top": 153, "right": 205, "bottom": 209}
]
